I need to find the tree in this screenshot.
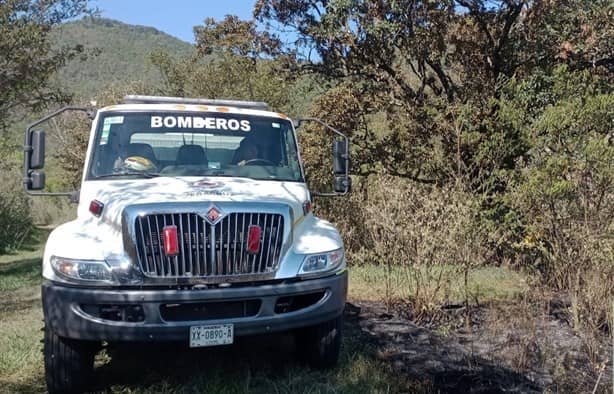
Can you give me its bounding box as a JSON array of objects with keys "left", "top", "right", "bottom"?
[
  {"left": 254, "top": 1, "right": 537, "bottom": 102},
  {"left": 254, "top": 0, "right": 612, "bottom": 185},
  {"left": 500, "top": 66, "right": 614, "bottom": 331},
  {"left": 0, "top": 0, "right": 90, "bottom": 130},
  {"left": 150, "top": 16, "right": 297, "bottom": 111},
  {"left": 251, "top": 1, "right": 535, "bottom": 184}
]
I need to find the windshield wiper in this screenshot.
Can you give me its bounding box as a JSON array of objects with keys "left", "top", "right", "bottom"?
[
  {"left": 209, "top": 171, "right": 261, "bottom": 180},
  {"left": 93, "top": 171, "right": 161, "bottom": 179}
]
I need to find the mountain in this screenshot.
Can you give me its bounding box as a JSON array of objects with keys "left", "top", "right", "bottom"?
[{"left": 51, "top": 17, "right": 193, "bottom": 99}]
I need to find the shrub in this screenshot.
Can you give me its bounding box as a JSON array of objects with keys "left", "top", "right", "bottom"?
[
  {"left": 362, "top": 176, "right": 488, "bottom": 315},
  {"left": 310, "top": 172, "right": 489, "bottom": 317},
  {"left": 504, "top": 67, "right": 614, "bottom": 334},
  {"left": 0, "top": 170, "right": 32, "bottom": 253}
]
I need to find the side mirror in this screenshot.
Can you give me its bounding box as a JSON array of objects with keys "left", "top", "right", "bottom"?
[
  {"left": 295, "top": 117, "right": 351, "bottom": 197},
  {"left": 29, "top": 130, "right": 45, "bottom": 169},
  {"left": 334, "top": 175, "right": 351, "bottom": 193},
  {"left": 333, "top": 139, "right": 350, "bottom": 194},
  {"left": 23, "top": 105, "right": 94, "bottom": 197},
  {"left": 333, "top": 139, "right": 348, "bottom": 175},
  {"left": 29, "top": 171, "right": 46, "bottom": 190}
]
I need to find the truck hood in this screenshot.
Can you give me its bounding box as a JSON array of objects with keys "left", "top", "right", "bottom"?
[
  {"left": 44, "top": 176, "right": 343, "bottom": 281},
  {"left": 78, "top": 176, "right": 310, "bottom": 229}
]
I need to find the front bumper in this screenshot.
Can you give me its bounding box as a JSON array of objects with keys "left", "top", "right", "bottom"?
[{"left": 42, "top": 271, "right": 347, "bottom": 342}]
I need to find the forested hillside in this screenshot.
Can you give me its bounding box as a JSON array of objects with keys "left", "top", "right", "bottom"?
[{"left": 51, "top": 17, "right": 192, "bottom": 99}]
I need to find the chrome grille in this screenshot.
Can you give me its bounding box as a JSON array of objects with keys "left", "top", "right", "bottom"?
[{"left": 134, "top": 212, "right": 284, "bottom": 278}]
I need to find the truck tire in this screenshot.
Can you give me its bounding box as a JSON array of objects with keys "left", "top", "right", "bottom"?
[
  {"left": 296, "top": 316, "right": 342, "bottom": 369},
  {"left": 44, "top": 326, "right": 96, "bottom": 394}
]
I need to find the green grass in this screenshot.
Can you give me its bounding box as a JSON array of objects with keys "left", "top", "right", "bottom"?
[
  {"left": 0, "top": 230, "right": 529, "bottom": 393},
  {"left": 0, "top": 228, "right": 47, "bottom": 392},
  {"left": 0, "top": 258, "right": 42, "bottom": 292},
  {"left": 349, "top": 264, "right": 529, "bottom": 304},
  {"left": 0, "top": 303, "right": 45, "bottom": 392},
  {"left": 0, "top": 227, "right": 49, "bottom": 264},
  {"left": 85, "top": 327, "right": 424, "bottom": 394},
  {"left": 0, "top": 230, "right": 424, "bottom": 393},
  {"left": 0, "top": 228, "right": 47, "bottom": 292}
]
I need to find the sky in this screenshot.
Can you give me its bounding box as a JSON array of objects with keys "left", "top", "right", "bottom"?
[{"left": 92, "top": 0, "right": 256, "bottom": 43}]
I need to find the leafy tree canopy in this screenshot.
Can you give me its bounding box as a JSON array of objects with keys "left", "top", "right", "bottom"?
[
  {"left": 150, "top": 15, "right": 300, "bottom": 111},
  {"left": 251, "top": 0, "right": 613, "bottom": 186},
  {"left": 0, "top": 0, "right": 90, "bottom": 130}
]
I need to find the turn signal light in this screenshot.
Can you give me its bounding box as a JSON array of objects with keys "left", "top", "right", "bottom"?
[
  {"left": 163, "top": 225, "right": 179, "bottom": 256},
  {"left": 89, "top": 200, "right": 104, "bottom": 217},
  {"left": 247, "top": 225, "right": 262, "bottom": 254}
]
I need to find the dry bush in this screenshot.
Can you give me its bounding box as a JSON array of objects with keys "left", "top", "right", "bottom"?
[
  {"left": 29, "top": 196, "right": 76, "bottom": 226},
  {"left": 297, "top": 85, "right": 374, "bottom": 254},
  {"left": 366, "top": 176, "right": 488, "bottom": 317},
  {"left": 505, "top": 73, "right": 614, "bottom": 339},
  {"left": 511, "top": 165, "right": 614, "bottom": 337},
  {"left": 485, "top": 298, "right": 543, "bottom": 373},
  {"left": 565, "top": 232, "right": 614, "bottom": 336},
  {"left": 314, "top": 173, "right": 489, "bottom": 318}
]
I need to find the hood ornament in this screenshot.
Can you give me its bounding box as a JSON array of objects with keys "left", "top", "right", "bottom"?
[{"left": 202, "top": 205, "right": 223, "bottom": 224}]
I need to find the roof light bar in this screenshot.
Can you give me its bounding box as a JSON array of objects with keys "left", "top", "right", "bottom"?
[{"left": 122, "top": 95, "right": 270, "bottom": 111}]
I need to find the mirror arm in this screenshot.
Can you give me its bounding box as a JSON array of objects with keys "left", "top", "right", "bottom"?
[
  {"left": 295, "top": 117, "right": 351, "bottom": 197},
  {"left": 312, "top": 191, "right": 346, "bottom": 197},
  {"left": 23, "top": 106, "right": 96, "bottom": 198}
]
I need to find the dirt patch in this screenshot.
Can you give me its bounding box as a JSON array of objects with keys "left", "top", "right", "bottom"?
[{"left": 347, "top": 299, "right": 612, "bottom": 393}]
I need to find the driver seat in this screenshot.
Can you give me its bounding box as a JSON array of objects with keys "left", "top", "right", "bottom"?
[
  {"left": 231, "top": 139, "right": 260, "bottom": 164},
  {"left": 126, "top": 143, "right": 156, "bottom": 163},
  {"left": 177, "top": 144, "right": 207, "bottom": 166}
]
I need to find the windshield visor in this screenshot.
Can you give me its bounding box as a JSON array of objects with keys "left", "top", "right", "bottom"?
[{"left": 87, "top": 112, "right": 303, "bottom": 182}]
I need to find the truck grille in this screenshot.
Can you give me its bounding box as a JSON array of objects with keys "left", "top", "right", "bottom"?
[{"left": 134, "top": 212, "right": 284, "bottom": 279}]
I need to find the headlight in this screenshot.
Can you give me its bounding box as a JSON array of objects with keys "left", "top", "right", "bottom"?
[
  {"left": 51, "top": 256, "right": 116, "bottom": 284},
  {"left": 299, "top": 248, "right": 345, "bottom": 276}
]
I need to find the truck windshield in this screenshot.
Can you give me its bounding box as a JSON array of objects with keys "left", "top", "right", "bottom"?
[{"left": 88, "top": 112, "right": 303, "bottom": 182}]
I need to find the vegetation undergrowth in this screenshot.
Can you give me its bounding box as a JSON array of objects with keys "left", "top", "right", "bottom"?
[{"left": 0, "top": 232, "right": 428, "bottom": 393}]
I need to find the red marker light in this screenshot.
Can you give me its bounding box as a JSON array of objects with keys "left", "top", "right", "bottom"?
[
  {"left": 162, "top": 225, "right": 179, "bottom": 256},
  {"left": 247, "top": 225, "right": 261, "bottom": 254},
  {"left": 89, "top": 200, "right": 104, "bottom": 217},
  {"left": 303, "top": 200, "right": 312, "bottom": 215}
]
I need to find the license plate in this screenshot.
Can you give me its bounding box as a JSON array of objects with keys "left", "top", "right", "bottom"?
[{"left": 189, "top": 324, "right": 234, "bottom": 347}]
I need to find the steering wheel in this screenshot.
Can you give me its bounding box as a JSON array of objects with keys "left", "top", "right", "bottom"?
[{"left": 239, "top": 158, "right": 276, "bottom": 166}]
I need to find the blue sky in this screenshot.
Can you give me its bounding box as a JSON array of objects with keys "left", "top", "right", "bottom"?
[{"left": 92, "top": 0, "right": 256, "bottom": 43}]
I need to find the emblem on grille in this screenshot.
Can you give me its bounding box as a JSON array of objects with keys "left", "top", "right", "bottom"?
[{"left": 204, "top": 206, "right": 223, "bottom": 224}]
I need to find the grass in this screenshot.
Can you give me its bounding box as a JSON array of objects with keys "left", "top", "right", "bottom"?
[
  {"left": 84, "top": 328, "right": 424, "bottom": 394},
  {"left": 349, "top": 264, "right": 529, "bottom": 305},
  {"left": 0, "top": 229, "right": 46, "bottom": 393},
  {"left": 0, "top": 229, "right": 428, "bottom": 393},
  {"left": 0, "top": 228, "right": 47, "bottom": 293},
  {"left": 0, "top": 230, "right": 530, "bottom": 393},
  {"left": 0, "top": 228, "right": 48, "bottom": 264}
]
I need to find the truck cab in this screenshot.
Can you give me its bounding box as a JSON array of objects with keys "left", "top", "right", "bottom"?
[{"left": 23, "top": 96, "right": 351, "bottom": 394}]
